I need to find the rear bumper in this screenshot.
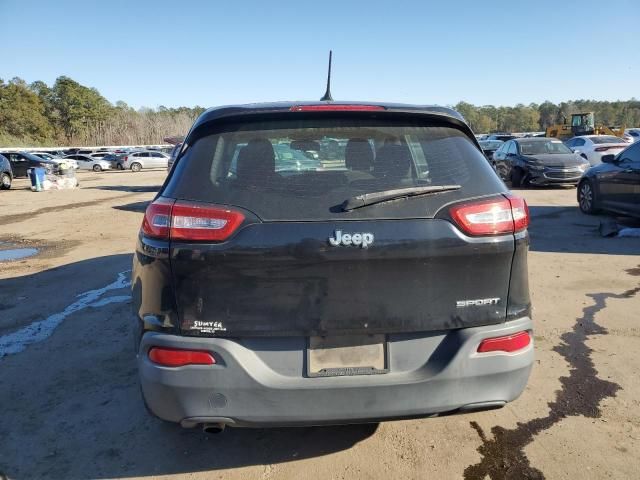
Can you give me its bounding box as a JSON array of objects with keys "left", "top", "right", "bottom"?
[{"left": 138, "top": 317, "right": 533, "bottom": 428}]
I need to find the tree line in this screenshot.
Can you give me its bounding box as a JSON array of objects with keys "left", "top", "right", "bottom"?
[
  {"left": 454, "top": 99, "right": 640, "bottom": 134},
  {"left": 1, "top": 75, "right": 639, "bottom": 147},
  {"left": 0, "top": 76, "right": 204, "bottom": 147}
]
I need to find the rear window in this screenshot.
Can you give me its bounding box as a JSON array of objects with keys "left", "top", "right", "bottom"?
[
  {"left": 166, "top": 117, "right": 505, "bottom": 220},
  {"left": 591, "top": 136, "right": 626, "bottom": 144},
  {"left": 519, "top": 140, "right": 572, "bottom": 155}
]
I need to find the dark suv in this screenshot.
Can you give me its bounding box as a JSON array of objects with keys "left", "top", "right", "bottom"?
[{"left": 132, "top": 102, "right": 533, "bottom": 431}]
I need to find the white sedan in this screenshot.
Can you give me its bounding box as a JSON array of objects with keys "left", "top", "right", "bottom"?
[
  {"left": 564, "top": 135, "right": 629, "bottom": 166},
  {"left": 33, "top": 152, "right": 79, "bottom": 170},
  {"left": 63, "top": 154, "right": 111, "bottom": 172}
]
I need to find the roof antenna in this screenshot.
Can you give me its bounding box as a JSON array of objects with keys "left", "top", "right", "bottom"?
[{"left": 320, "top": 50, "right": 333, "bottom": 102}]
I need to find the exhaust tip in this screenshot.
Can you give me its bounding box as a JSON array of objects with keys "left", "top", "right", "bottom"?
[{"left": 202, "top": 423, "right": 226, "bottom": 434}]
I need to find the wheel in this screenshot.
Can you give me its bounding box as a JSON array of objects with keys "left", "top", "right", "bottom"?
[
  {"left": 578, "top": 179, "right": 598, "bottom": 214},
  {"left": 92, "top": 164, "right": 102, "bottom": 172},
  {"left": 511, "top": 168, "right": 524, "bottom": 188},
  {"left": 0, "top": 173, "right": 11, "bottom": 190},
  {"left": 130, "top": 162, "right": 142, "bottom": 172}
]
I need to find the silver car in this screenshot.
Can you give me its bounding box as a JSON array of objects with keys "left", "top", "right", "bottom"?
[{"left": 122, "top": 151, "right": 170, "bottom": 172}]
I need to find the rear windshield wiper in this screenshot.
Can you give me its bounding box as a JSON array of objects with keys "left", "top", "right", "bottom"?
[{"left": 342, "top": 185, "right": 462, "bottom": 211}]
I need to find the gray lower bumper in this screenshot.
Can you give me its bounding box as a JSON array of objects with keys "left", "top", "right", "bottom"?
[{"left": 138, "top": 317, "right": 533, "bottom": 428}]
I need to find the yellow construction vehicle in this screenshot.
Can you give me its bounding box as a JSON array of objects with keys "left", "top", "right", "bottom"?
[{"left": 545, "top": 112, "right": 626, "bottom": 140}]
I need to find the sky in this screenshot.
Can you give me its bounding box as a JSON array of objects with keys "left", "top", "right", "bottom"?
[{"left": 1, "top": 0, "right": 638, "bottom": 109}]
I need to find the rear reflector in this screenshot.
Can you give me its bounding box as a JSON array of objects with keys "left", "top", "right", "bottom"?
[
  {"left": 449, "top": 195, "right": 529, "bottom": 236},
  {"left": 290, "top": 104, "right": 385, "bottom": 112},
  {"left": 141, "top": 199, "right": 245, "bottom": 242},
  {"left": 148, "top": 347, "right": 216, "bottom": 367},
  {"left": 477, "top": 331, "right": 531, "bottom": 353}
]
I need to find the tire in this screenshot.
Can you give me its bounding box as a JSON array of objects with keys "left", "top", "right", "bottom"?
[
  {"left": 578, "top": 179, "right": 598, "bottom": 214},
  {"left": 511, "top": 168, "right": 524, "bottom": 188},
  {"left": 92, "top": 164, "right": 102, "bottom": 172},
  {"left": 0, "top": 172, "right": 11, "bottom": 190},
  {"left": 130, "top": 162, "right": 142, "bottom": 172}
]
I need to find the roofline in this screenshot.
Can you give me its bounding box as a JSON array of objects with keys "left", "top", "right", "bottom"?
[
  {"left": 183, "top": 101, "right": 478, "bottom": 150},
  {"left": 191, "top": 101, "right": 467, "bottom": 129}
]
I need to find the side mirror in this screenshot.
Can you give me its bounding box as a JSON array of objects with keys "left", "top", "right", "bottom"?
[{"left": 601, "top": 154, "right": 615, "bottom": 164}]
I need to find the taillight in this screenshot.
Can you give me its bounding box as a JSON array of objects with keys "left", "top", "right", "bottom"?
[
  {"left": 124, "top": 156, "right": 128, "bottom": 162},
  {"left": 171, "top": 202, "right": 245, "bottom": 241},
  {"left": 148, "top": 347, "right": 216, "bottom": 367},
  {"left": 594, "top": 146, "right": 623, "bottom": 152},
  {"left": 449, "top": 195, "right": 529, "bottom": 236},
  {"left": 141, "top": 197, "right": 173, "bottom": 238},
  {"left": 477, "top": 331, "right": 531, "bottom": 353},
  {"left": 141, "top": 199, "right": 245, "bottom": 242},
  {"left": 290, "top": 104, "right": 385, "bottom": 112}
]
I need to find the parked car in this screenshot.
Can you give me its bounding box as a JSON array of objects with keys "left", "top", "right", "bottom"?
[
  {"left": 486, "top": 133, "right": 516, "bottom": 142},
  {"left": 32, "top": 152, "right": 79, "bottom": 170},
  {"left": 31, "top": 152, "right": 58, "bottom": 161},
  {"left": 478, "top": 140, "right": 504, "bottom": 163},
  {"left": 565, "top": 135, "right": 628, "bottom": 166},
  {"left": 577, "top": 141, "right": 640, "bottom": 217},
  {"left": 45, "top": 149, "right": 67, "bottom": 157},
  {"left": 122, "top": 150, "right": 169, "bottom": 171},
  {"left": 63, "top": 154, "right": 111, "bottom": 172},
  {"left": 167, "top": 143, "right": 183, "bottom": 171},
  {"left": 133, "top": 101, "right": 533, "bottom": 431},
  {"left": 0, "top": 151, "right": 57, "bottom": 177},
  {"left": 493, "top": 137, "right": 590, "bottom": 187},
  {"left": 625, "top": 128, "right": 640, "bottom": 143},
  {"left": 90, "top": 152, "right": 112, "bottom": 159},
  {"left": 101, "top": 153, "right": 129, "bottom": 170},
  {"left": 0, "top": 154, "right": 12, "bottom": 190}
]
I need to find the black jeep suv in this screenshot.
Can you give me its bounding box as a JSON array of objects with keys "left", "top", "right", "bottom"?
[{"left": 132, "top": 102, "right": 532, "bottom": 430}]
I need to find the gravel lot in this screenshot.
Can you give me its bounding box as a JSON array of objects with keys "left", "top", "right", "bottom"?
[{"left": 1, "top": 170, "right": 638, "bottom": 479}]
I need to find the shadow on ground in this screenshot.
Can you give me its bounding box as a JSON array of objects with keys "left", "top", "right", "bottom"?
[
  {"left": 89, "top": 185, "right": 161, "bottom": 193},
  {"left": 113, "top": 201, "right": 150, "bottom": 213},
  {"left": 528, "top": 205, "right": 640, "bottom": 255},
  {"left": 0, "top": 255, "right": 378, "bottom": 479}
]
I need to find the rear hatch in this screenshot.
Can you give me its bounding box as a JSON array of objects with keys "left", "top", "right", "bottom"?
[{"left": 160, "top": 108, "right": 521, "bottom": 337}]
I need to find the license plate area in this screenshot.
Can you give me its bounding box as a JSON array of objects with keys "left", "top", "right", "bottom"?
[{"left": 307, "top": 334, "right": 388, "bottom": 377}]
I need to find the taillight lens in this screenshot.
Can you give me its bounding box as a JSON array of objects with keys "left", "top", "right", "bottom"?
[
  {"left": 477, "top": 331, "right": 531, "bottom": 353},
  {"left": 594, "top": 146, "right": 623, "bottom": 152},
  {"left": 148, "top": 347, "right": 216, "bottom": 367},
  {"left": 141, "top": 197, "right": 174, "bottom": 238},
  {"left": 290, "top": 104, "right": 385, "bottom": 112},
  {"left": 171, "top": 202, "right": 245, "bottom": 241},
  {"left": 141, "top": 199, "right": 245, "bottom": 242},
  {"left": 449, "top": 195, "right": 529, "bottom": 236},
  {"left": 124, "top": 156, "right": 128, "bottom": 162}
]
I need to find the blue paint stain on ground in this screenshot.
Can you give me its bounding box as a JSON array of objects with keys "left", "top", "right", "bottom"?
[{"left": 0, "top": 248, "right": 39, "bottom": 262}]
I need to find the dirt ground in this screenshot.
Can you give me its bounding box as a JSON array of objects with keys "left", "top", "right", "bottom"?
[{"left": 1, "top": 170, "right": 638, "bottom": 479}]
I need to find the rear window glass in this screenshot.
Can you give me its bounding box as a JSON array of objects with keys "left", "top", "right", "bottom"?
[
  {"left": 166, "top": 117, "right": 504, "bottom": 220},
  {"left": 519, "top": 140, "right": 572, "bottom": 155}
]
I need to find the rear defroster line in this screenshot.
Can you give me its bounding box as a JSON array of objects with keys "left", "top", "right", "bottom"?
[
  {"left": 0, "top": 270, "right": 131, "bottom": 358},
  {"left": 462, "top": 269, "right": 640, "bottom": 480}
]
